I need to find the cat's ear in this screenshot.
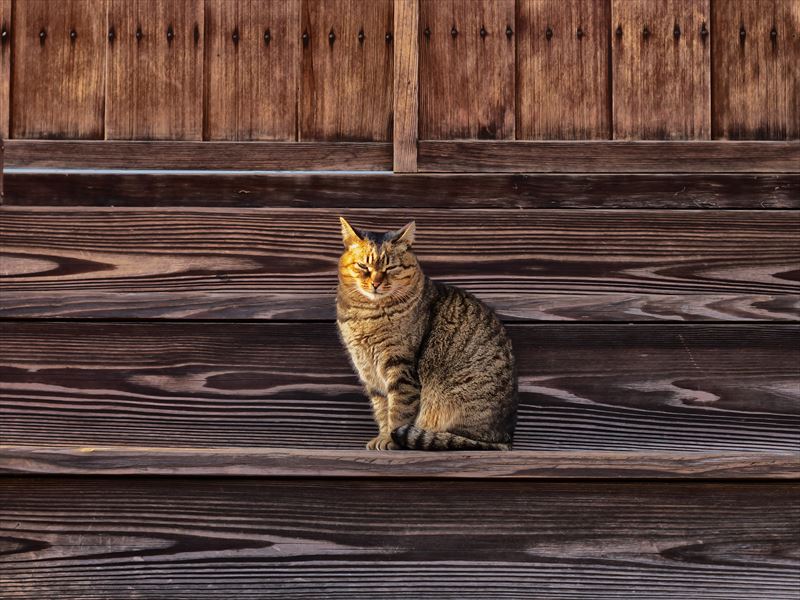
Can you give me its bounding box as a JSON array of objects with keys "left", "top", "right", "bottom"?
[
  {"left": 339, "top": 217, "right": 362, "bottom": 247},
  {"left": 392, "top": 221, "right": 415, "bottom": 247}
]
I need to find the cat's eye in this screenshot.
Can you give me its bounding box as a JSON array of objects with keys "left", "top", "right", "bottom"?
[
  {"left": 356, "top": 262, "right": 370, "bottom": 272},
  {"left": 385, "top": 265, "right": 401, "bottom": 272}
]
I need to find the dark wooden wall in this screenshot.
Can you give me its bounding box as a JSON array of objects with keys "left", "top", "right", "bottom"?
[{"left": 0, "top": 1, "right": 799, "bottom": 598}]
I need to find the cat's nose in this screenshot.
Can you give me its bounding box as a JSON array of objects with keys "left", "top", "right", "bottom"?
[{"left": 371, "top": 281, "right": 382, "bottom": 291}]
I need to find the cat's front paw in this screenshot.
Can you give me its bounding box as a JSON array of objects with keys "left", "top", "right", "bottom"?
[{"left": 366, "top": 435, "right": 399, "bottom": 450}]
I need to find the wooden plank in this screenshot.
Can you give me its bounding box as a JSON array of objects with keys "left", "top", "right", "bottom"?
[
  {"left": 204, "top": 0, "right": 299, "bottom": 141},
  {"left": 1, "top": 322, "right": 797, "bottom": 451},
  {"left": 9, "top": 0, "right": 105, "bottom": 139},
  {"left": 392, "top": 0, "right": 418, "bottom": 172},
  {"left": 2, "top": 446, "right": 797, "bottom": 479},
  {"left": 1, "top": 478, "right": 798, "bottom": 598},
  {"left": 300, "top": 0, "right": 393, "bottom": 141},
  {"left": 1, "top": 208, "right": 797, "bottom": 321},
  {"left": 5, "top": 172, "right": 799, "bottom": 209},
  {"left": 417, "top": 140, "right": 800, "bottom": 172},
  {"left": 0, "top": 0, "right": 10, "bottom": 139},
  {"left": 418, "top": 0, "right": 515, "bottom": 139},
  {"left": 2, "top": 207, "right": 798, "bottom": 321},
  {"left": 517, "top": 0, "right": 610, "bottom": 139},
  {"left": 106, "top": 0, "right": 204, "bottom": 140},
  {"left": 2, "top": 140, "right": 392, "bottom": 169},
  {"left": 712, "top": 0, "right": 800, "bottom": 140},
  {"left": 611, "top": 0, "right": 711, "bottom": 139}
]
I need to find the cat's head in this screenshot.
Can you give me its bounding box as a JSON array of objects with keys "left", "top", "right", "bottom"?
[{"left": 338, "top": 217, "right": 421, "bottom": 302}]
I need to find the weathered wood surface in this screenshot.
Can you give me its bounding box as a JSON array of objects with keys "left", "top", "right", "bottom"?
[
  {"left": 417, "top": 140, "right": 800, "bottom": 172},
  {"left": 2, "top": 140, "right": 393, "bottom": 170},
  {"left": 10, "top": 0, "right": 105, "bottom": 139},
  {"left": 1, "top": 478, "right": 798, "bottom": 599},
  {"left": 1, "top": 322, "right": 797, "bottom": 451},
  {"left": 204, "top": 0, "right": 299, "bottom": 141},
  {"left": 106, "top": 0, "right": 204, "bottom": 140},
  {"left": 392, "top": 0, "right": 418, "bottom": 171},
  {"left": 1, "top": 207, "right": 797, "bottom": 321},
  {"left": 419, "top": 0, "right": 515, "bottom": 140},
  {"left": 611, "top": 0, "right": 711, "bottom": 140},
  {"left": 0, "top": 0, "right": 11, "bottom": 139},
  {"left": 516, "top": 0, "right": 610, "bottom": 139},
  {"left": 712, "top": 0, "right": 800, "bottom": 140},
  {"left": 2, "top": 446, "right": 796, "bottom": 479},
  {"left": 3, "top": 171, "right": 799, "bottom": 209},
  {"left": 300, "top": 0, "right": 394, "bottom": 141}
]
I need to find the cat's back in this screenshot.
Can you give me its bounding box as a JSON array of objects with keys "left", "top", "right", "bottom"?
[{"left": 424, "top": 280, "right": 513, "bottom": 365}]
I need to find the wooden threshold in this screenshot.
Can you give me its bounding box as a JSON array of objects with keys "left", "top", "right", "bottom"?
[
  {"left": 1, "top": 446, "right": 797, "bottom": 479},
  {"left": 3, "top": 171, "right": 798, "bottom": 208},
  {"left": 2, "top": 140, "right": 393, "bottom": 170},
  {"left": 417, "top": 140, "right": 800, "bottom": 173}
]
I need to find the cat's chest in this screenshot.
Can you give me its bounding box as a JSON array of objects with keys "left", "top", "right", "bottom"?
[{"left": 338, "top": 319, "right": 390, "bottom": 386}]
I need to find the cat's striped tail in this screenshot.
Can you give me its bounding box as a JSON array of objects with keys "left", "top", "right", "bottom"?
[{"left": 391, "top": 425, "right": 511, "bottom": 451}]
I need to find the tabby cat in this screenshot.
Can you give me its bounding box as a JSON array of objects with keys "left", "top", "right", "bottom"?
[{"left": 336, "top": 217, "right": 517, "bottom": 451}]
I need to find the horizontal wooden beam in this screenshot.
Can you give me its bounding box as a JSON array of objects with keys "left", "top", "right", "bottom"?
[
  {"left": 418, "top": 141, "right": 800, "bottom": 173},
  {"left": 2, "top": 322, "right": 797, "bottom": 452},
  {"left": 3, "top": 171, "right": 798, "bottom": 208},
  {"left": 2, "top": 140, "right": 393, "bottom": 170},
  {"left": 2, "top": 478, "right": 798, "bottom": 597},
  {"left": 1, "top": 446, "right": 797, "bottom": 479},
  {"left": 4, "top": 140, "right": 798, "bottom": 173},
  {"left": 2, "top": 207, "right": 797, "bottom": 321}
]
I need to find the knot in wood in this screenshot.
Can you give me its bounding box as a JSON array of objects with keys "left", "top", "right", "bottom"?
[{"left": 545, "top": 26, "right": 552, "bottom": 40}]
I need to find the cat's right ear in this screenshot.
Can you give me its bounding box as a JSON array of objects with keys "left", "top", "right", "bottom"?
[{"left": 340, "top": 217, "right": 362, "bottom": 247}]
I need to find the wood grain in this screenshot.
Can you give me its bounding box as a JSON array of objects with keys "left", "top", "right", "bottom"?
[
  {"left": 106, "top": 0, "right": 204, "bottom": 140},
  {"left": 416, "top": 140, "right": 800, "bottom": 172},
  {"left": 612, "top": 0, "right": 711, "bottom": 140},
  {"left": 203, "top": 0, "right": 299, "bottom": 140},
  {"left": 712, "top": 0, "right": 800, "bottom": 140},
  {"left": 300, "top": 0, "right": 393, "bottom": 141},
  {"left": 0, "top": 0, "right": 10, "bottom": 139},
  {"left": 10, "top": 0, "right": 105, "bottom": 139},
  {"left": 1, "top": 322, "right": 797, "bottom": 451},
  {"left": 419, "top": 0, "right": 515, "bottom": 139},
  {"left": 517, "top": 0, "right": 610, "bottom": 139},
  {"left": 1, "top": 207, "right": 797, "bottom": 321},
  {"left": 1, "top": 477, "right": 798, "bottom": 599},
  {"left": 5, "top": 172, "right": 798, "bottom": 209},
  {"left": 392, "top": 0, "right": 418, "bottom": 172},
  {"left": 2, "top": 140, "right": 392, "bottom": 169},
  {"left": 1, "top": 446, "right": 797, "bottom": 479}
]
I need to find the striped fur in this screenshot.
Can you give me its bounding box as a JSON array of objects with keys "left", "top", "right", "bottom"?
[{"left": 336, "top": 218, "right": 518, "bottom": 452}]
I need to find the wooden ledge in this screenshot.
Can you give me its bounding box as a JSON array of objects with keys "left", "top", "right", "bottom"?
[{"left": 1, "top": 446, "right": 797, "bottom": 479}]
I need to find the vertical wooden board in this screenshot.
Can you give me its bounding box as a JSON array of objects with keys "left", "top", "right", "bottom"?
[
  {"left": 0, "top": 0, "right": 10, "bottom": 139},
  {"left": 517, "top": 0, "right": 610, "bottom": 139},
  {"left": 419, "top": 0, "right": 515, "bottom": 140},
  {"left": 712, "top": 0, "right": 799, "bottom": 140},
  {"left": 204, "top": 0, "right": 299, "bottom": 141},
  {"left": 10, "top": 0, "right": 105, "bottom": 139},
  {"left": 393, "top": 0, "right": 419, "bottom": 172},
  {"left": 612, "top": 0, "right": 711, "bottom": 140},
  {"left": 300, "top": 0, "right": 394, "bottom": 141},
  {"left": 107, "top": 0, "right": 204, "bottom": 140}
]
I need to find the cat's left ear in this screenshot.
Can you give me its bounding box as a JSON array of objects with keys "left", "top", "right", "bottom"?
[{"left": 391, "top": 221, "right": 415, "bottom": 247}]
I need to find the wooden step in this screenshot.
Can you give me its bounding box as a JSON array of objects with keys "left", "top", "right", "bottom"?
[{"left": 1, "top": 446, "right": 797, "bottom": 479}]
